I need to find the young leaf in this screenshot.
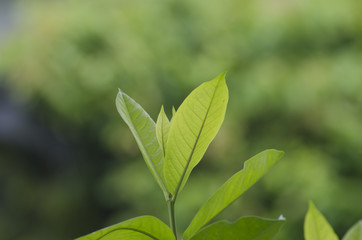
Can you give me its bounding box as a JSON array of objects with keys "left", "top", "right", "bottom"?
[
  {"left": 76, "top": 215, "right": 175, "bottom": 240},
  {"left": 304, "top": 201, "right": 339, "bottom": 240},
  {"left": 156, "top": 106, "right": 171, "bottom": 155},
  {"left": 116, "top": 90, "right": 167, "bottom": 196},
  {"left": 163, "top": 73, "right": 228, "bottom": 196},
  {"left": 189, "top": 216, "right": 285, "bottom": 240},
  {"left": 183, "top": 149, "right": 284, "bottom": 240},
  {"left": 342, "top": 221, "right": 362, "bottom": 240}
]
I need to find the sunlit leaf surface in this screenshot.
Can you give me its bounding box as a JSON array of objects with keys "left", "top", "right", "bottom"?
[
  {"left": 76, "top": 216, "right": 175, "bottom": 240},
  {"left": 189, "top": 216, "right": 285, "bottom": 240},
  {"left": 184, "top": 149, "right": 284, "bottom": 240},
  {"left": 116, "top": 90, "right": 166, "bottom": 194},
  {"left": 304, "top": 201, "right": 339, "bottom": 240},
  {"left": 163, "top": 73, "right": 228, "bottom": 196}
]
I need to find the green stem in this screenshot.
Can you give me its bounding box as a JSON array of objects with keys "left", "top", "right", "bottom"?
[{"left": 167, "top": 196, "right": 178, "bottom": 240}]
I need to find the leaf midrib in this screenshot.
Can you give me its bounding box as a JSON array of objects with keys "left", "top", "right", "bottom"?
[
  {"left": 311, "top": 211, "right": 322, "bottom": 240},
  {"left": 161, "top": 113, "right": 167, "bottom": 155},
  {"left": 95, "top": 227, "right": 160, "bottom": 240},
  {"left": 122, "top": 94, "right": 155, "bottom": 166},
  {"left": 172, "top": 80, "right": 221, "bottom": 199}
]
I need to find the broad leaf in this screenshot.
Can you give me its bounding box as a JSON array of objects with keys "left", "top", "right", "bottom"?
[
  {"left": 76, "top": 216, "right": 175, "bottom": 240},
  {"left": 304, "top": 201, "right": 339, "bottom": 240},
  {"left": 342, "top": 221, "right": 362, "bottom": 240},
  {"left": 163, "top": 73, "right": 228, "bottom": 196},
  {"left": 156, "top": 106, "right": 171, "bottom": 155},
  {"left": 183, "top": 149, "right": 284, "bottom": 240},
  {"left": 189, "top": 216, "right": 285, "bottom": 240},
  {"left": 116, "top": 90, "right": 166, "bottom": 195}
]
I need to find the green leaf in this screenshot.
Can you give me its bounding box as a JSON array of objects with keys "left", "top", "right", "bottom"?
[
  {"left": 304, "top": 201, "right": 339, "bottom": 240},
  {"left": 116, "top": 90, "right": 167, "bottom": 196},
  {"left": 342, "top": 221, "right": 362, "bottom": 240},
  {"left": 183, "top": 149, "right": 284, "bottom": 240},
  {"left": 189, "top": 216, "right": 285, "bottom": 240},
  {"left": 163, "top": 73, "right": 228, "bottom": 196},
  {"left": 75, "top": 216, "right": 175, "bottom": 240},
  {"left": 156, "top": 106, "right": 171, "bottom": 155}
]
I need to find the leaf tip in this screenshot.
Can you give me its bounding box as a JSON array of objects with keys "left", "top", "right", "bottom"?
[
  {"left": 218, "top": 72, "right": 227, "bottom": 83},
  {"left": 264, "top": 149, "right": 285, "bottom": 165},
  {"left": 117, "top": 88, "right": 124, "bottom": 95},
  {"left": 308, "top": 200, "right": 316, "bottom": 209},
  {"left": 160, "top": 105, "right": 165, "bottom": 113},
  {"left": 116, "top": 88, "right": 127, "bottom": 101},
  {"left": 270, "top": 149, "right": 284, "bottom": 157},
  {"left": 278, "top": 150, "right": 285, "bottom": 159}
]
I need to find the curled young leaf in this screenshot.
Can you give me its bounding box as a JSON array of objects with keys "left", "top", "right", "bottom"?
[
  {"left": 116, "top": 90, "right": 167, "bottom": 197},
  {"left": 156, "top": 106, "right": 171, "bottom": 156}
]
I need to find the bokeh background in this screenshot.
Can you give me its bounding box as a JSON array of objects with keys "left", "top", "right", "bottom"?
[{"left": 0, "top": 0, "right": 361, "bottom": 239}]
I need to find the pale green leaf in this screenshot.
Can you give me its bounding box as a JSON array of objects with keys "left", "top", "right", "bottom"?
[
  {"left": 156, "top": 106, "right": 171, "bottom": 155},
  {"left": 304, "top": 201, "right": 339, "bottom": 240},
  {"left": 116, "top": 90, "right": 166, "bottom": 195},
  {"left": 163, "top": 73, "right": 228, "bottom": 196},
  {"left": 76, "top": 216, "right": 175, "bottom": 240},
  {"left": 183, "top": 149, "right": 284, "bottom": 240},
  {"left": 342, "top": 221, "right": 362, "bottom": 240},
  {"left": 189, "top": 216, "right": 285, "bottom": 240}
]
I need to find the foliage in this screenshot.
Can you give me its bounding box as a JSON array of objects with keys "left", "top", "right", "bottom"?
[
  {"left": 183, "top": 149, "right": 283, "bottom": 240},
  {"left": 0, "top": 0, "right": 362, "bottom": 239},
  {"left": 76, "top": 216, "right": 175, "bottom": 240},
  {"left": 190, "top": 216, "right": 285, "bottom": 240},
  {"left": 77, "top": 74, "right": 284, "bottom": 239},
  {"left": 304, "top": 201, "right": 361, "bottom": 240}
]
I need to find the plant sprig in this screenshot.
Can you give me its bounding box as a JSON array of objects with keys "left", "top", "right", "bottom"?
[{"left": 76, "top": 73, "right": 285, "bottom": 240}]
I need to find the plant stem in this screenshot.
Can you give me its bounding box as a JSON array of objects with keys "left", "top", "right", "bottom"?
[{"left": 167, "top": 196, "right": 178, "bottom": 240}]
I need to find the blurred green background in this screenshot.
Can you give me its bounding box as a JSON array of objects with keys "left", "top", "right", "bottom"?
[{"left": 0, "top": 0, "right": 361, "bottom": 239}]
